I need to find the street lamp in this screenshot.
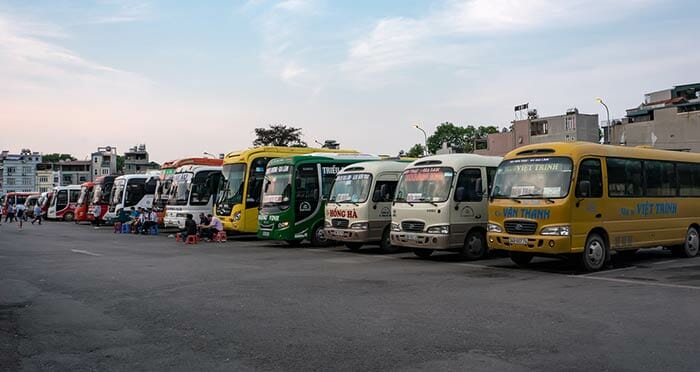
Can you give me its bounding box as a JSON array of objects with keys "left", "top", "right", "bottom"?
[
  {"left": 412, "top": 124, "right": 428, "bottom": 156},
  {"left": 595, "top": 97, "right": 610, "bottom": 144}
]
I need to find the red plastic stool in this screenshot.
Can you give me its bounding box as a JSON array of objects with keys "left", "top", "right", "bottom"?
[
  {"left": 213, "top": 231, "right": 227, "bottom": 242},
  {"left": 185, "top": 235, "right": 198, "bottom": 244},
  {"left": 176, "top": 233, "right": 182, "bottom": 242},
  {"left": 114, "top": 222, "right": 122, "bottom": 233}
]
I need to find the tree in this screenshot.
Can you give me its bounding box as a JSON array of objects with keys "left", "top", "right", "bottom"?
[
  {"left": 116, "top": 155, "right": 125, "bottom": 173},
  {"left": 406, "top": 144, "right": 425, "bottom": 158},
  {"left": 42, "top": 153, "right": 76, "bottom": 163},
  {"left": 253, "top": 125, "right": 307, "bottom": 147},
  {"left": 426, "top": 123, "right": 499, "bottom": 154}
]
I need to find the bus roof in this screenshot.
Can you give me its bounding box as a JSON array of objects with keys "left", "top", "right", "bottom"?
[
  {"left": 161, "top": 157, "right": 223, "bottom": 169},
  {"left": 80, "top": 182, "right": 95, "bottom": 187},
  {"left": 54, "top": 185, "right": 82, "bottom": 190},
  {"left": 405, "top": 153, "right": 502, "bottom": 169},
  {"left": 338, "top": 160, "right": 410, "bottom": 175},
  {"left": 268, "top": 153, "right": 379, "bottom": 166},
  {"left": 174, "top": 164, "right": 222, "bottom": 173},
  {"left": 93, "top": 175, "right": 117, "bottom": 184},
  {"left": 223, "top": 146, "right": 359, "bottom": 165},
  {"left": 503, "top": 142, "right": 700, "bottom": 163}
]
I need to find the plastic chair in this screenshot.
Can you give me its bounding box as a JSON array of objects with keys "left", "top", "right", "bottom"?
[
  {"left": 114, "top": 222, "right": 122, "bottom": 233},
  {"left": 213, "top": 231, "right": 227, "bottom": 242},
  {"left": 122, "top": 223, "right": 131, "bottom": 234},
  {"left": 185, "top": 235, "right": 198, "bottom": 244},
  {"left": 149, "top": 226, "right": 159, "bottom": 235}
]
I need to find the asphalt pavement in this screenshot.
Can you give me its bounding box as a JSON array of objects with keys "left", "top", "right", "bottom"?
[{"left": 1, "top": 221, "right": 700, "bottom": 371}]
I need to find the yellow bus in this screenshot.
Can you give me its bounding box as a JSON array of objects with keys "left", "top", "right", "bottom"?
[
  {"left": 487, "top": 142, "right": 700, "bottom": 271},
  {"left": 214, "top": 146, "right": 358, "bottom": 233}
]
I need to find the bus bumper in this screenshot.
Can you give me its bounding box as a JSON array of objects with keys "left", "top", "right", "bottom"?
[
  {"left": 487, "top": 233, "right": 573, "bottom": 254},
  {"left": 325, "top": 228, "right": 369, "bottom": 243},
  {"left": 390, "top": 232, "right": 450, "bottom": 249}
]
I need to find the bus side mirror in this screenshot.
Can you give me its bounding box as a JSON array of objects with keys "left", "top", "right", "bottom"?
[
  {"left": 577, "top": 180, "right": 591, "bottom": 198},
  {"left": 455, "top": 187, "right": 465, "bottom": 202}
]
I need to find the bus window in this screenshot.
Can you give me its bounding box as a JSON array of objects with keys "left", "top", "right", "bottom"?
[
  {"left": 70, "top": 189, "right": 81, "bottom": 203},
  {"left": 575, "top": 159, "right": 603, "bottom": 198},
  {"left": 486, "top": 167, "right": 497, "bottom": 193},
  {"left": 372, "top": 181, "right": 397, "bottom": 202},
  {"left": 606, "top": 158, "right": 642, "bottom": 197},
  {"left": 454, "top": 169, "right": 482, "bottom": 202},
  {"left": 645, "top": 161, "right": 677, "bottom": 197},
  {"left": 56, "top": 190, "right": 69, "bottom": 210},
  {"left": 246, "top": 157, "right": 270, "bottom": 208},
  {"left": 678, "top": 163, "right": 700, "bottom": 196},
  {"left": 295, "top": 165, "right": 319, "bottom": 221}
]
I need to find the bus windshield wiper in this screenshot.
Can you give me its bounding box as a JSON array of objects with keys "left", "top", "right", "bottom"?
[{"left": 516, "top": 193, "right": 555, "bottom": 204}]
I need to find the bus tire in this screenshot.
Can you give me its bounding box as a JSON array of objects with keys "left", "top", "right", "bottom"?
[
  {"left": 509, "top": 251, "right": 533, "bottom": 266},
  {"left": 413, "top": 248, "right": 433, "bottom": 258},
  {"left": 345, "top": 242, "right": 363, "bottom": 251},
  {"left": 379, "top": 227, "right": 399, "bottom": 253},
  {"left": 310, "top": 224, "right": 331, "bottom": 247},
  {"left": 674, "top": 226, "right": 699, "bottom": 258},
  {"left": 286, "top": 239, "right": 303, "bottom": 247},
  {"left": 580, "top": 233, "right": 607, "bottom": 272},
  {"left": 460, "top": 230, "right": 487, "bottom": 260},
  {"left": 63, "top": 212, "right": 74, "bottom": 222}
]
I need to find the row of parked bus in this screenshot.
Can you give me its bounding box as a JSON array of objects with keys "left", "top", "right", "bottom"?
[{"left": 8, "top": 142, "right": 699, "bottom": 271}]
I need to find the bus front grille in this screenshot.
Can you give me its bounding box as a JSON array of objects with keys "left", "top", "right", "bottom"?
[
  {"left": 504, "top": 220, "right": 538, "bottom": 235},
  {"left": 402, "top": 221, "right": 425, "bottom": 232},
  {"left": 332, "top": 219, "right": 349, "bottom": 228}
]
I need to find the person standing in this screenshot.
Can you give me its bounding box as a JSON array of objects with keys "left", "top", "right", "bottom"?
[
  {"left": 15, "top": 203, "right": 25, "bottom": 229},
  {"left": 6, "top": 203, "right": 16, "bottom": 223},
  {"left": 31, "top": 204, "right": 42, "bottom": 225},
  {"left": 92, "top": 204, "right": 102, "bottom": 227}
]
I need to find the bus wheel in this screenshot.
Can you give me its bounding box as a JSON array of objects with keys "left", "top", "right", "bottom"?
[
  {"left": 310, "top": 224, "right": 330, "bottom": 247},
  {"left": 345, "top": 242, "right": 363, "bottom": 251},
  {"left": 460, "top": 231, "right": 487, "bottom": 260},
  {"left": 413, "top": 249, "right": 433, "bottom": 258},
  {"left": 63, "top": 212, "right": 74, "bottom": 222},
  {"left": 674, "top": 226, "right": 699, "bottom": 258},
  {"left": 379, "top": 227, "right": 399, "bottom": 253},
  {"left": 509, "top": 251, "right": 533, "bottom": 266},
  {"left": 580, "top": 233, "right": 607, "bottom": 272},
  {"left": 286, "top": 239, "right": 303, "bottom": 247}
]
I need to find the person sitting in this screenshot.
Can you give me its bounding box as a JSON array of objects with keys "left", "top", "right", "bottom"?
[
  {"left": 180, "top": 213, "right": 198, "bottom": 242},
  {"left": 131, "top": 208, "right": 145, "bottom": 233},
  {"left": 199, "top": 212, "right": 210, "bottom": 226},
  {"left": 140, "top": 208, "right": 158, "bottom": 234},
  {"left": 199, "top": 213, "right": 223, "bottom": 241}
]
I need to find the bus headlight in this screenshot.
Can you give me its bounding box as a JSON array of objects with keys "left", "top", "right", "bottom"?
[
  {"left": 540, "top": 225, "right": 570, "bottom": 236},
  {"left": 427, "top": 225, "right": 449, "bottom": 234},
  {"left": 350, "top": 222, "right": 368, "bottom": 230},
  {"left": 391, "top": 222, "right": 400, "bottom": 232},
  {"left": 277, "top": 221, "right": 289, "bottom": 229},
  {"left": 233, "top": 211, "right": 241, "bottom": 221},
  {"left": 487, "top": 223, "right": 502, "bottom": 233}
]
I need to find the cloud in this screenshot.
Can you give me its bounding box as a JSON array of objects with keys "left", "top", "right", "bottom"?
[
  {"left": 342, "top": 0, "right": 657, "bottom": 77},
  {"left": 92, "top": 0, "right": 152, "bottom": 24},
  {"left": 273, "top": 0, "right": 315, "bottom": 13}
]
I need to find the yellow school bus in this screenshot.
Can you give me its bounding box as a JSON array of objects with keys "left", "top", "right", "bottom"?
[
  {"left": 214, "top": 146, "right": 358, "bottom": 233},
  {"left": 487, "top": 142, "right": 700, "bottom": 271}
]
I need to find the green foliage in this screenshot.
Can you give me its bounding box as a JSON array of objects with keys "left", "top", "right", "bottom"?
[
  {"left": 426, "top": 123, "right": 499, "bottom": 154},
  {"left": 42, "top": 153, "right": 76, "bottom": 163},
  {"left": 253, "top": 125, "right": 307, "bottom": 147},
  {"left": 116, "top": 155, "right": 125, "bottom": 173},
  {"left": 406, "top": 144, "right": 426, "bottom": 158}
]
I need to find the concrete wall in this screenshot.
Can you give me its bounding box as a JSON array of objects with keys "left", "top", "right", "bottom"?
[{"left": 611, "top": 106, "right": 700, "bottom": 152}]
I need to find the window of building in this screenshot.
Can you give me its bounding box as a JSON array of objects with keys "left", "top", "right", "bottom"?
[
  {"left": 565, "top": 116, "right": 576, "bottom": 131},
  {"left": 53, "top": 177, "right": 59, "bottom": 183},
  {"left": 7, "top": 179, "right": 15, "bottom": 185},
  {"left": 102, "top": 169, "right": 110, "bottom": 175},
  {"left": 23, "top": 166, "right": 32, "bottom": 175},
  {"left": 7, "top": 167, "right": 16, "bottom": 174},
  {"left": 22, "top": 178, "right": 31, "bottom": 185},
  {"left": 79, "top": 176, "right": 87, "bottom": 182},
  {"left": 63, "top": 175, "right": 73, "bottom": 183},
  {"left": 606, "top": 158, "right": 643, "bottom": 197},
  {"left": 39, "top": 176, "right": 48, "bottom": 183},
  {"left": 530, "top": 120, "right": 548, "bottom": 136}
]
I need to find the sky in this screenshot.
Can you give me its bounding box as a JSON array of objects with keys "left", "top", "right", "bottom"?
[{"left": 0, "top": 0, "right": 698, "bottom": 163}]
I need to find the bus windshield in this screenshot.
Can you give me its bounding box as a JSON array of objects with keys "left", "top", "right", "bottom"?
[
  {"left": 492, "top": 157, "right": 573, "bottom": 199},
  {"left": 78, "top": 187, "right": 89, "bottom": 205},
  {"left": 154, "top": 176, "right": 173, "bottom": 209},
  {"left": 217, "top": 163, "right": 246, "bottom": 214},
  {"left": 111, "top": 180, "right": 125, "bottom": 206},
  {"left": 190, "top": 171, "right": 218, "bottom": 206},
  {"left": 125, "top": 179, "right": 146, "bottom": 206},
  {"left": 395, "top": 167, "right": 454, "bottom": 203},
  {"left": 168, "top": 173, "right": 192, "bottom": 206},
  {"left": 261, "top": 165, "right": 292, "bottom": 211},
  {"left": 329, "top": 173, "right": 372, "bottom": 203}
]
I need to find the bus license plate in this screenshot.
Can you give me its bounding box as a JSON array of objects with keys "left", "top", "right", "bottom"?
[
  {"left": 261, "top": 231, "right": 270, "bottom": 237},
  {"left": 510, "top": 237, "right": 528, "bottom": 245},
  {"left": 331, "top": 230, "right": 344, "bottom": 237},
  {"left": 406, "top": 233, "right": 418, "bottom": 241}
]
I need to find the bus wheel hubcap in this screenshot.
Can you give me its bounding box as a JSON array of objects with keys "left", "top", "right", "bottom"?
[
  {"left": 317, "top": 228, "right": 326, "bottom": 242},
  {"left": 468, "top": 236, "right": 481, "bottom": 255},
  {"left": 587, "top": 241, "right": 604, "bottom": 266},
  {"left": 687, "top": 229, "right": 699, "bottom": 255}
]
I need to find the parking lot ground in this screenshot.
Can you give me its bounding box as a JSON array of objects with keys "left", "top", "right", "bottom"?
[{"left": 1, "top": 222, "right": 700, "bottom": 371}]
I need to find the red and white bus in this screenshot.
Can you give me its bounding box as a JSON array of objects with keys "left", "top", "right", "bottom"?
[
  {"left": 47, "top": 185, "right": 82, "bottom": 221},
  {"left": 87, "top": 175, "right": 117, "bottom": 223},
  {"left": 38, "top": 192, "right": 53, "bottom": 218},
  {"left": 75, "top": 182, "right": 95, "bottom": 223},
  {"left": 1, "top": 192, "right": 39, "bottom": 215}
]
